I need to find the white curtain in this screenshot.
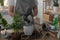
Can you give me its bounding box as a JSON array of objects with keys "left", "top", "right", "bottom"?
[{"left": 4, "top": 0, "right": 16, "bottom": 6}]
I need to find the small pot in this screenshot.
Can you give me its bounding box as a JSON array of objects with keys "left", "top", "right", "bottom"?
[
  {"left": 23, "top": 25, "right": 34, "bottom": 35},
  {"left": 53, "top": 6, "right": 58, "bottom": 13},
  {"left": 57, "top": 31, "right": 60, "bottom": 39},
  {"left": 49, "top": 24, "right": 55, "bottom": 29}
]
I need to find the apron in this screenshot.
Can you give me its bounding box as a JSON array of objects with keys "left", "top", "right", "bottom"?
[
  {"left": 15, "top": 0, "right": 36, "bottom": 25},
  {"left": 15, "top": 0, "right": 36, "bottom": 16}
]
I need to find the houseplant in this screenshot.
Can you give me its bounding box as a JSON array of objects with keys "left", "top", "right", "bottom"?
[
  {"left": 11, "top": 9, "right": 34, "bottom": 35},
  {"left": 50, "top": 14, "right": 60, "bottom": 30},
  {"left": 23, "top": 14, "right": 34, "bottom": 35},
  {"left": 49, "top": 22, "right": 55, "bottom": 30},
  {"left": 11, "top": 10, "right": 24, "bottom": 32},
  {"left": 0, "top": 13, "right": 8, "bottom": 38},
  {"left": 53, "top": 0, "right": 59, "bottom": 13},
  {"left": 0, "top": 13, "right": 8, "bottom": 29},
  {"left": 8, "top": 10, "right": 24, "bottom": 40}
]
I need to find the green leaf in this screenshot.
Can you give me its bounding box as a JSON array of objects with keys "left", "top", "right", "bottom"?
[
  {"left": 11, "top": 9, "right": 24, "bottom": 31},
  {"left": 0, "top": 13, "right": 2, "bottom": 19},
  {"left": 0, "top": 0, "right": 4, "bottom": 6},
  {"left": 53, "top": 0, "right": 59, "bottom": 6},
  {"left": 2, "top": 18, "right": 7, "bottom": 26}
]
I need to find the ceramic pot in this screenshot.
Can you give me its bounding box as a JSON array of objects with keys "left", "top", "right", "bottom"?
[
  {"left": 23, "top": 25, "right": 34, "bottom": 35},
  {"left": 53, "top": 6, "right": 58, "bottom": 13},
  {"left": 49, "top": 24, "right": 55, "bottom": 29}
]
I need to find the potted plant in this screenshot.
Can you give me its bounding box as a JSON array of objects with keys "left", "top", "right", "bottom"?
[
  {"left": 49, "top": 22, "right": 55, "bottom": 30},
  {"left": 23, "top": 15, "right": 34, "bottom": 35},
  {"left": 23, "top": 23, "right": 34, "bottom": 35},
  {"left": 50, "top": 14, "right": 60, "bottom": 30},
  {"left": 8, "top": 10, "right": 24, "bottom": 40},
  {"left": 0, "top": 13, "right": 8, "bottom": 29},
  {"left": 53, "top": 0, "right": 59, "bottom": 13},
  {"left": 11, "top": 10, "right": 24, "bottom": 33},
  {"left": 0, "top": 13, "right": 8, "bottom": 38},
  {"left": 12, "top": 9, "right": 34, "bottom": 35}
]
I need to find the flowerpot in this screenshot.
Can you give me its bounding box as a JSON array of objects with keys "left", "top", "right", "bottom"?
[
  {"left": 53, "top": 6, "right": 58, "bottom": 13},
  {"left": 1, "top": 29, "right": 8, "bottom": 38},
  {"left": 57, "top": 31, "right": 60, "bottom": 39},
  {"left": 49, "top": 24, "right": 55, "bottom": 29},
  {"left": 23, "top": 25, "right": 34, "bottom": 35}
]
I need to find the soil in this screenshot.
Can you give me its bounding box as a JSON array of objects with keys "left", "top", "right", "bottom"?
[
  {"left": 8, "top": 30, "right": 41, "bottom": 40},
  {"left": 8, "top": 30, "right": 60, "bottom": 40}
]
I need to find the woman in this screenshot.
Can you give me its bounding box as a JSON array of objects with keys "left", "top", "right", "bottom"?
[{"left": 8, "top": 0, "right": 38, "bottom": 23}]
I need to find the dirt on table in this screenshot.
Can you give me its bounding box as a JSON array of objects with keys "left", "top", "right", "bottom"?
[
  {"left": 7, "top": 30, "right": 60, "bottom": 40},
  {"left": 0, "top": 30, "right": 60, "bottom": 40}
]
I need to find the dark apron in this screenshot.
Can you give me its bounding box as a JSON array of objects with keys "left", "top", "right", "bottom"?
[
  {"left": 15, "top": 0, "right": 36, "bottom": 25},
  {"left": 15, "top": 0, "right": 36, "bottom": 15}
]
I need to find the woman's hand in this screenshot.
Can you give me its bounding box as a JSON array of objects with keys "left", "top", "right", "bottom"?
[
  {"left": 33, "top": 16, "right": 40, "bottom": 24},
  {"left": 33, "top": 6, "right": 38, "bottom": 16},
  {"left": 8, "top": 6, "right": 14, "bottom": 16}
]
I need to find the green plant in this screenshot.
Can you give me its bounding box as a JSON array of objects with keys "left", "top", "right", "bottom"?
[
  {"left": 52, "top": 14, "right": 60, "bottom": 25},
  {"left": 53, "top": 0, "right": 59, "bottom": 6},
  {"left": 0, "top": 13, "right": 2, "bottom": 18},
  {"left": 11, "top": 10, "right": 24, "bottom": 32},
  {"left": 0, "top": 13, "right": 2, "bottom": 24},
  {"left": 0, "top": 0, "right": 3, "bottom": 6},
  {"left": 0, "top": 13, "right": 8, "bottom": 29}
]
